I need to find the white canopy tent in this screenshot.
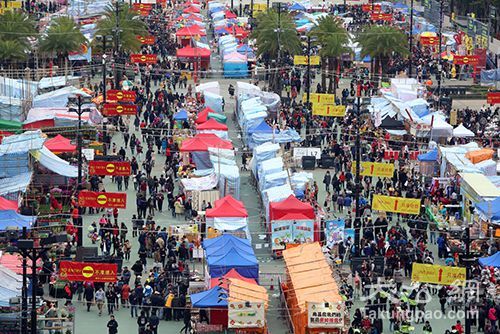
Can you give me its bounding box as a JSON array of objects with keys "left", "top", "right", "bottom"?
[{"left": 453, "top": 124, "right": 475, "bottom": 138}]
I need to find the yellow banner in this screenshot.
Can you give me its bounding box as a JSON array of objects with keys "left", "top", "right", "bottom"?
[
  {"left": 411, "top": 263, "right": 466, "bottom": 286},
  {"left": 351, "top": 162, "right": 394, "bottom": 177},
  {"left": 305, "top": 93, "right": 335, "bottom": 105},
  {"left": 7, "top": 1, "right": 22, "bottom": 8},
  {"left": 294, "top": 55, "right": 320, "bottom": 66},
  {"left": 253, "top": 3, "right": 267, "bottom": 12},
  {"left": 371, "top": 195, "right": 421, "bottom": 215},
  {"left": 312, "top": 104, "right": 346, "bottom": 117}
]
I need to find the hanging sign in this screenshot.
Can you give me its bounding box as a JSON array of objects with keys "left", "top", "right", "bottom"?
[
  {"left": 325, "top": 219, "right": 345, "bottom": 248},
  {"left": 486, "top": 92, "right": 500, "bottom": 105},
  {"left": 370, "top": 12, "right": 393, "bottom": 21},
  {"left": 59, "top": 261, "right": 118, "bottom": 282},
  {"left": 453, "top": 55, "right": 479, "bottom": 66},
  {"left": 130, "top": 54, "right": 157, "bottom": 64},
  {"left": 102, "top": 103, "right": 137, "bottom": 116},
  {"left": 88, "top": 161, "right": 131, "bottom": 176},
  {"left": 132, "top": 3, "right": 152, "bottom": 10},
  {"left": 362, "top": 4, "right": 381, "bottom": 12},
  {"left": 305, "top": 93, "right": 336, "bottom": 105},
  {"left": 420, "top": 36, "right": 439, "bottom": 46},
  {"left": 411, "top": 263, "right": 466, "bottom": 286},
  {"left": 351, "top": 161, "right": 395, "bottom": 177},
  {"left": 312, "top": 104, "right": 346, "bottom": 117},
  {"left": 107, "top": 90, "right": 136, "bottom": 103},
  {"left": 78, "top": 191, "right": 127, "bottom": 208},
  {"left": 293, "top": 55, "right": 321, "bottom": 66},
  {"left": 228, "top": 302, "right": 265, "bottom": 328},
  {"left": 137, "top": 35, "right": 156, "bottom": 45},
  {"left": 372, "top": 195, "right": 421, "bottom": 215},
  {"left": 308, "top": 302, "right": 345, "bottom": 328}
]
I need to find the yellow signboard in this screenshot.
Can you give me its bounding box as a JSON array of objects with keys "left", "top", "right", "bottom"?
[
  {"left": 371, "top": 195, "right": 421, "bottom": 215},
  {"left": 351, "top": 162, "right": 394, "bottom": 178},
  {"left": 294, "top": 55, "right": 321, "bottom": 66},
  {"left": 252, "top": 3, "right": 267, "bottom": 13},
  {"left": 7, "top": 1, "right": 22, "bottom": 8},
  {"left": 411, "top": 263, "right": 466, "bottom": 286},
  {"left": 305, "top": 93, "right": 335, "bottom": 105},
  {"left": 312, "top": 104, "right": 346, "bottom": 117}
]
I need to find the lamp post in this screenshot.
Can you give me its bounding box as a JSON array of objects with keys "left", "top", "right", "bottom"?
[
  {"left": 95, "top": 35, "right": 113, "bottom": 156},
  {"left": 408, "top": 0, "right": 414, "bottom": 77}
]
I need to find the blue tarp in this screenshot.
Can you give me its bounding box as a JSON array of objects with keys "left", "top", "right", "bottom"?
[
  {"left": 191, "top": 286, "right": 228, "bottom": 308},
  {"left": 476, "top": 197, "right": 500, "bottom": 222},
  {"left": 247, "top": 120, "right": 275, "bottom": 135},
  {"left": 203, "top": 234, "right": 251, "bottom": 249},
  {"left": 206, "top": 249, "right": 259, "bottom": 279},
  {"left": 205, "top": 238, "right": 255, "bottom": 257},
  {"left": 418, "top": 149, "right": 438, "bottom": 162},
  {"left": 173, "top": 109, "right": 188, "bottom": 120},
  {"left": 479, "top": 251, "right": 500, "bottom": 268},
  {"left": 289, "top": 2, "right": 306, "bottom": 11},
  {"left": 0, "top": 210, "right": 35, "bottom": 230}
]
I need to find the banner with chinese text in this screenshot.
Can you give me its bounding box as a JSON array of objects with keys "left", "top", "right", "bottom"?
[
  {"left": 88, "top": 161, "right": 131, "bottom": 176},
  {"left": 453, "top": 55, "right": 479, "bottom": 66},
  {"left": 293, "top": 55, "right": 320, "bottom": 66},
  {"left": 411, "top": 263, "right": 466, "bottom": 286},
  {"left": 102, "top": 103, "right": 137, "bottom": 116},
  {"left": 78, "top": 191, "right": 127, "bottom": 208},
  {"left": 130, "top": 54, "right": 157, "bottom": 64},
  {"left": 228, "top": 302, "right": 265, "bottom": 328},
  {"left": 351, "top": 161, "right": 394, "bottom": 177},
  {"left": 371, "top": 195, "right": 421, "bottom": 215},
  {"left": 59, "top": 261, "right": 118, "bottom": 282},
  {"left": 106, "top": 90, "right": 136, "bottom": 103},
  {"left": 312, "top": 104, "right": 346, "bottom": 117},
  {"left": 308, "top": 302, "right": 345, "bottom": 328},
  {"left": 137, "top": 35, "right": 156, "bottom": 45},
  {"left": 487, "top": 92, "right": 500, "bottom": 105}
]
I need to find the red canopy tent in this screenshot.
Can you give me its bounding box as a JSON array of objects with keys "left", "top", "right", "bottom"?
[
  {"left": 0, "top": 196, "right": 18, "bottom": 211},
  {"left": 209, "top": 268, "right": 257, "bottom": 289},
  {"left": 177, "top": 14, "right": 202, "bottom": 22},
  {"left": 197, "top": 118, "right": 228, "bottom": 131},
  {"left": 195, "top": 107, "right": 214, "bottom": 124},
  {"left": 44, "top": 134, "right": 76, "bottom": 153},
  {"left": 225, "top": 10, "right": 237, "bottom": 18},
  {"left": 269, "top": 195, "right": 315, "bottom": 221},
  {"left": 176, "top": 46, "right": 211, "bottom": 59},
  {"left": 232, "top": 26, "right": 249, "bottom": 39},
  {"left": 183, "top": 5, "right": 201, "bottom": 13},
  {"left": 206, "top": 195, "right": 248, "bottom": 218},
  {"left": 180, "top": 133, "right": 233, "bottom": 152},
  {"left": 176, "top": 25, "right": 206, "bottom": 37}
]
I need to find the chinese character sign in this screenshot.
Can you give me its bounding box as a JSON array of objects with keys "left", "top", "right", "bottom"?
[
  {"left": 228, "top": 302, "right": 265, "bottom": 328},
  {"left": 372, "top": 195, "right": 421, "bottom": 215},
  {"left": 487, "top": 92, "right": 500, "bottom": 105},
  {"left": 312, "top": 104, "right": 346, "bottom": 117},
  {"left": 308, "top": 302, "right": 345, "bottom": 328},
  {"left": 88, "top": 161, "right": 131, "bottom": 176},
  {"left": 351, "top": 161, "right": 395, "bottom": 178},
  {"left": 325, "top": 219, "right": 345, "bottom": 248},
  {"left": 78, "top": 191, "right": 127, "bottom": 209},
  {"left": 59, "top": 261, "right": 118, "bottom": 282},
  {"left": 411, "top": 263, "right": 466, "bottom": 286},
  {"left": 293, "top": 55, "right": 321, "bottom": 66}
]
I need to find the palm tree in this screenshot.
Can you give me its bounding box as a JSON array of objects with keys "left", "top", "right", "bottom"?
[
  {"left": 252, "top": 10, "right": 302, "bottom": 92},
  {"left": 95, "top": 3, "right": 148, "bottom": 54},
  {"left": 356, "top": 25, "right": 409, "bottom": 80},
  {"left": 309, "top": 16, "right": 349, "bottom": 94},
  {"left": 39, "top": 16, "right": 87, "bottom": 73},
  {"left": 0, "top": 11, "right": 35, "bottom": 67}
]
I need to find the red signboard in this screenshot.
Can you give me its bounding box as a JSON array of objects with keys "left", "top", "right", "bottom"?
[
  {"left": 453, "top": 55, "right": 479, "bottom": 66},
  {"left": 487, "top": 92, "right": 500, "bottom": 105},
  {"left": 362, "top": 4, "right": 381, "bottom": 12},
  {"left": 370, "top": 12, "right": 393, "bottom": 21},
  {"left": 59, "top": 261, "right": 118, "bottom": 282},
  {"left": 137, "top": 35, "right": 156, "bottom": 45},
  {"left": 420, "top": 36, "right": 439, "bottom": 46},
  {"left": 136, "top": 9, "right": 151, "bottom": 16},
  {"left": 102, "top": 103, "right": 137, "bottom": 116},
  {"left": 78, "top": 191, "right": 127, "bottom": 208},
  {"left": 130, "top": 54, "right": 157, "bottom": 64},
  {"left": 88, "top": 161, "right": 131, "bottom": 176},
  {"left": 107, "top": 90, "right": 136, "bottom": 103},
  {"left": 132, "top": 3, "right": 152, "bottom": 10}
]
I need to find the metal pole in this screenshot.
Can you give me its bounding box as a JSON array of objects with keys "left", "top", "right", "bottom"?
[
  {"left": 437, "top": 0, "right": 444, "bottom": 110},
  {"left": 231, "top": 0, "right": 233, "bottom": 10},
  {"left": 21, "top": 227, "right": 28, "bottom": 333},
  {"left": 77, "top": 96, "right": 82, "bottom": 188},
  {"left": 276, "top": 3, "right": 282, "bottom": 96},
  {"left": 408, "top": 0, "right": 414, "bottom": 78},
  {"left": 354, "top": 88, "right": 361, "bottom": 256},
  {"left": 30, "top": 248, "right": 37, "bottom": 334},
  {"left": 114, "top": 2, "right": 121, "bottom": 89},
  {"left": 250, "top": 0, "right": 254, "bottom": 18},
  {"left": 465, "top": 223, "right": 471, "bottom": 334},
  {"left": 102, "top": 40, "right": 108, "bottom": 156},
  {"left": 306, "top": 35, "right": 311, "bottom": 107}
]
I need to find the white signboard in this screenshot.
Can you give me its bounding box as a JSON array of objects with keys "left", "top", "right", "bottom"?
[
  {"left": 293, "top": 147, "right": 322, "bottom": 160},
  {"left": 307, "top": 302, "right": 345, "bottom": 328},
  {"left": 82, "top": 148, "right": 95, "bottom": 161},
  {"left": 228, "top": 302, "right": 265, "bottom": 328}
]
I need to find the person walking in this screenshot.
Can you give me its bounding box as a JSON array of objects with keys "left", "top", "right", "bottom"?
[
  {"left": 84, "top": 283, "right": 94, "bottom": 312},
  {"left": 107, "top": 315, "right": 119, "bottom": 334},
  {"left": 137, "top": 310, "right": 148, "bottom": 334},
  {"left": 95, "top": 287, "right": 105, "bottom": 316},
  {"left": 323, "top": 171, "right": 331, "bottom": 192},
  {"left": 179, "top": 306, "right": 192, "bottom": 334}
]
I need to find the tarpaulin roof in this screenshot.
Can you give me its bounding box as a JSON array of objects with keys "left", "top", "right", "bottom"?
[
  {"left": 0, "top": 210, "right": 35, "bottom": 230},
  {"left": 176, "top": 25, "right": 205, "bottom": 36},
  {"left": 465, "top": 148, "right": 494, "bottom": 164},
  {"left": 228, "top": 278, "right": 268, "bottom": 308},
  {"left": 248, "top": 120, "right": 274, "bottom": 135},
  {"left": 418, "top": 149, "right": 438, "bottom": 162},
  {"left": 44, "top": 134, "right": 76, "bottom": 153},
  {"left": 0, "top": 172, "right": 32, "bottom": 196},
  {"left": 181, "top": 133, "right": 233, "bottom": 152},
  {"left": 205, "top": 238, "right": 254, "bottom": 258},
  {"left": 479, "top": 251, "right": 500, "bottom": 268},
  {"left": 183, "top": 5, "right": 201, "bottom": 13},
  {"left": 289, "top": 2, "right": 306, "bottom": 10},
  {"left": 0, "top": 130, "right": 45, "bottom": 156},
  {"left": 459, "top": 173, "right": 500, "bottom": 198},
  {"left": 176, "top": 46, "right": 211, "bottom": 58},
  {"left": 197, "top": 118, "right": 228, "bottom": 131},
  {"left": 0, "top": 265, "right": 22, "bottom": 306},
  {"left": 196, "top": 107, "right": 214, "bottom": 124},
  {"left": 203, "top": 234, "right": 252, "bottom": 250},
  {"left": 269, "top": 195, "right": 315, "bottom": 221},
  {"left": 0, "top": 196, "right": 18, "bottom": 211},
  {"left": 31, "top": 146, "right": 78, "bottom": 178},
  {"left": 225, "top": 10, "right": 237, "bottom": 18},
  {"left": 191, "top": 286, "right": 228, "bottom": 308},
  {"left": 207, "top": 248, "right": 259, "bottom": 279},
  {"left": 380, "top": 115, "right": 404, "bottom": 130},
  {"left": 453, "top": 124, "right": 475, "bottom": 138},
  {"left": 210, "top": 268, "right": 257, "bottom": 289},
  {"left": 206, "top": 195, "right": 247, "bottom": 217},
  {"left": 476, "top": 197, "right": 500, "bottom": 222},
  {"left": 173, "top": 109, "right": 188, "bottom": 120}
]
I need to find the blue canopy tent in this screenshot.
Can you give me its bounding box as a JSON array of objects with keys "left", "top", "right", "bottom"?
[
  {"left": 206, "top": 247, "right": 259, "bottom": 279},
  {"left": 479, "top": 251, "right": 500, "bottom": 268},
  {"left": 476, "top": 197, "right": 500, "bottom": 223},
  {"left": 247, "top": 120, "right": 276, "bottom": 136},
  {"left": 418, "top": 149, "right": 438, "bottom": 161},
  {"left": 0, "top": 210, "right": 36, "bottom": 230},
  {"left": 205, "top": 239, "right": 255, "bottom": 257},
  {"left": 203, "top": 234, "right": 251, "bottom": 250},
  {"left": 173, "top": 109, "right": 188, "bottom": 120},
  {"left": 289, "top": 2, "right": 306, "bottom": 11},
  {"left": 191, "top": 286, "right": 228, "bottom": 308},
  {"left": 237, "top": 44, "right": 253, "bottom": 54}
]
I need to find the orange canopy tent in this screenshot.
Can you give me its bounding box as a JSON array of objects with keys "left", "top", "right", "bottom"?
[
  {"left": 227, "top": 278, "right": 268, "bottom": 332},
  {"left": 44, "top": 134, "right": 77, "bottom": 153},
  {"left": 465, "top": 148, "right": 494, "bottom": 164}
]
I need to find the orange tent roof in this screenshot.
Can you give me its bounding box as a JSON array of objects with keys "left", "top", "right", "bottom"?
[
  {"left": 228, "top": 278, "right": 268, "bottom": 308},
  {"left": 465, "top": 148, "right": 494, "bottom": 164},
  {"left": 210, "top": 268, "right": 257, "bottom": 289}
]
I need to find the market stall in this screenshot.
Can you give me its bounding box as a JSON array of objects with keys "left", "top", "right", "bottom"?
[
  {"left": 459, "top": 173, "right": 500, "bottom": 224},
  {"left": 205, "top": 195, "right": 249, "bottom": 239}
]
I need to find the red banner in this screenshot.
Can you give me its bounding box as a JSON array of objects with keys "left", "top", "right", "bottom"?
[
  {"left": 78, "top": 191, "right": 127, "bottom": 208},
  {"left": 132, "top": 3, "right": 152, "bottom": 10},
  {"left": 453, "top": 55, "right": 479, "bottom": 66},
  {"left": 59, "top": 261, "right": 118, "bottom": 282},
  {"left": 88, "top": 161, "right": 131, "bottom": 176},
  {"left": 137, "top": 35, "right": 156, "bottom": 45},
  {"left": 102, "top": 103, "right": 137, "bottom": 116},
  {"left": 136, "top": 9, "right": 151, "bottom": 16},
  {"left": 370, "top": 12, "right": 393, "bottom": 21},
  {"left": 130, "top": 54, "right": 157, "bottom": 64},
  {"left": 107, "top": 90, "right": 136, "bottom": 103},
  {"left": 420, "top": 36, "right": 439, "bottom": 46},
  {"left": 362, "top": 4, "right": 381, "bottom": 12},
  {"left": 487, "top": 92, "right": 500, "bottom": 105}
]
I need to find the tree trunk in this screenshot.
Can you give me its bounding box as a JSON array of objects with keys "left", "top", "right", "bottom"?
[
  {"left": 373, "top": 57, "right": 380, "bottom": 83},
  {"left": 327, "top": 57, "right": 334, "bottom": 94},
  {"left": 321, "top": 59, "right": 326, "bottom": 93},
  {"left": 65, "top": 56, "right": 68, "bottom": 79}
]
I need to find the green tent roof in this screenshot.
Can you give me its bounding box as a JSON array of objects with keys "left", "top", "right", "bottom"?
[{"left": 0, "top": 119, "right": 22, "bottom": 130}]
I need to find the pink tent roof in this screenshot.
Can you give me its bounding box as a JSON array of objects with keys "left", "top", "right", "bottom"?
[
  {"left": 176, "top": 25, "right": 206, "bottom": 37},
  {"left": 206, "top": 195, "right": 248, "bottom": 218},
  {"left": 195, "top": 107, "right": 214, "bottom": 124},
  {"left": 176, "top": 46, "right": 211, "bottom": 58},
  {"left": 0, "top": 253, "right": 36, "bottom": 274},
  {"left": 180, "top": 133, "right": 233, "bottom": 152},
  {"left": 44, "top": 134, "right": 76, "bottom": 153},
  {"left": 223, "top": 52, "right": 247, "bottom": 63},
  {"left": 210, "top": 268, "right": 257, "bottom": 289},
  {"left": 197, "top": 118, "right": 228, "bottom": 131},
  {"left": 183, "top": 5, "right": 201, "bottom": 13},
  {"left": 269, "top": 195, "right": 315, "bottom": 221},
  {"left": 225, "top": 10, "right": 237, "bottom": 19},
  {"left": 0, "top": 196, "right": 18, "bottom": 211}
]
